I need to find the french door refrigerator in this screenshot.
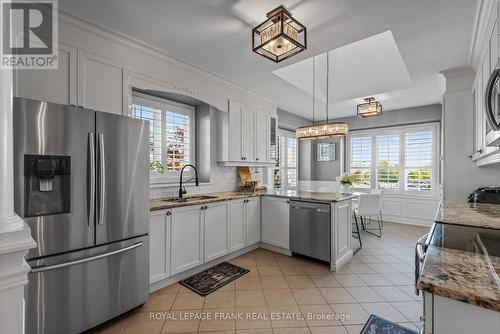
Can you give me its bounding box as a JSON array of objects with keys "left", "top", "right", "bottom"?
[{"left": 13, "top": 97, "right": 150, "bottom": 334}]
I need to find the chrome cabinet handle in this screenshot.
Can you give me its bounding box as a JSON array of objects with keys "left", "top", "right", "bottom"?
[
  {"left": 30, "top": 242, "right": 143, "bottom": 273},
  {"left": 98, "top": 133, "right": 105, "bottom": 225},
  {"left": 166, "top": 211, "right": 172, "bottom": 216},
  {"left": 88, "top": 132, "right": 96, "bottom": 227}
]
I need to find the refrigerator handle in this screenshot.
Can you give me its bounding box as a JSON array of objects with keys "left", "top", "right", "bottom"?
[
  {"left": 98, "top": 133, "right": 105, "bottom": 225},
  {"left": 88, "top": 132, "right": 96, "bottom": 227},
  {"left": 30, "top": 242, "right": 143, "bottom": 273}
]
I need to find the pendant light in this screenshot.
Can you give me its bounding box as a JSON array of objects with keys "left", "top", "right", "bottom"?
[
  {"left": 252, "top": 5, "right": 307, "bottom": 63},
  {"left": 357, "top": 97, "right": 382, "bottom": 118},
  {"left": 296, "top": 53, "right": 348, "bottom": 140}
]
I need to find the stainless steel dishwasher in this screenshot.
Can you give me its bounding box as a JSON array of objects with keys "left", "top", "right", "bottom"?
[{"left": 289, "top": 200, "right": 331, "bottom": 262}]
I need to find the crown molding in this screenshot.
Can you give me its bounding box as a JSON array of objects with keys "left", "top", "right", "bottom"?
[{"left": 58, "top": 9, "right": 277, "bottom": 106}]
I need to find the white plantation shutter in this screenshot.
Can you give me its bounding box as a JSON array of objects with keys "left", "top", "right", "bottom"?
[
  {"left": 349, "top": 136, "right": 371, "bottom": 188},
  {"left": 272, "top": 130, "right": 297, "bottom": 189},
  {"left": 405, "top": 131, "right": 433, "bottom": 191},
  {"left": 131, "top": 92, "right": 195, "bottom": 179},
  {"left": 376, "top": 134, "right": 400, "bottom": 189}
]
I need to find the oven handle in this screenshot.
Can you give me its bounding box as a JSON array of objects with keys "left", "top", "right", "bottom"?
[
  {"left": 415, "top": 233, "right": 429, "bottom": 296},
  {"left": 484, "top": 68, "right": 500, "bottom": 131}
]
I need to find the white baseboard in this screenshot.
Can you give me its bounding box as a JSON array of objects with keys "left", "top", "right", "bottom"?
[
  {"left": 331, "top": 250, "right": 353, "bottom": 272},
  {"left": 259, "top": 242, "right": 291, "bottom": 256}
]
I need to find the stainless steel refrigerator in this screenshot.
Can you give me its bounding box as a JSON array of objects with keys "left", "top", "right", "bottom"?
[{"left": 13, "top": 97, "right": 150, "bottom": 334}]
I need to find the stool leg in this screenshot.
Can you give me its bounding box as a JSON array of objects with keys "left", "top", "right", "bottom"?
[{"left": 352, "top": 212, "right": 362, "bottom": 254}]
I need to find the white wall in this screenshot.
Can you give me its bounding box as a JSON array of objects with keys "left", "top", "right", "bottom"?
[{"left": 442, "top": 70, "right": 500, "bottom": 202}]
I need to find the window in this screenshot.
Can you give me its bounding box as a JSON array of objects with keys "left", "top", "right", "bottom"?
[
  {"left": 131, "top": 92, "right": 195, "bottom": 181},
  {"left": 347, "top": 123, "right": 438, "bottom": 194},
  {"left": 271, "top": 130, "right": 298, "bottom": 189},
  {"left": 405, "top": 131, "right": 433, "bottom": 191},
  {"left": 349, "top": 136, "right": 371, "bottom": 188}
]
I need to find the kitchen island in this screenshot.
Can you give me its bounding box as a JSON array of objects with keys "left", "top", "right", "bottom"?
[
  {"left": 148, "top": 190, "right": 355, "bottom": 291},
  {"left": 416, "top": 202, "right": 500, "bottom": 334}
]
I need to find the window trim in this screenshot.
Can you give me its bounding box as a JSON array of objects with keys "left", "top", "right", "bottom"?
[
  {"left": 346, "top": 122, "right": 440, "bottom": 196},
  {"left": 131, "top": 92, "right": 196, "bottom": 184},
  {"left": 267, "top": 129, "right": 298, "bottom": 190}
]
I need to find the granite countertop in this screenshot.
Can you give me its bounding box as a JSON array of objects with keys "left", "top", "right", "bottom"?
[
  {"left": 417, "top": 245, "right": 500, "bottom": 312},
  {"left": 417, "top": 201, "right": 500, "bottom": 312},
  {"left": 150, "top": 190, "right": 356, "bottom": 211},
  {"left": 435, "top": 202, "right": 500, "bottom": 230}
]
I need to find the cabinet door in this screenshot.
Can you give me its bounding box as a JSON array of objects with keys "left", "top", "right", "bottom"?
[
  {"left": 245, "top": 198, "right": 261, "bottom": 246},
  {"left": 228, "top": 100, "right": 242, "bottom": 161},
  {"left": 78, "top": 50, "right": 126, "bottom": 115},
  {"left": 261, "top": 197, "right": 290, "bottom": 249},
  {"left": 230, "top": 199, "right": 246, "bottom": 251},
  {"left": 149, "top": 212, "right": 171, "bottom": 283},
  {"left": 14, "top": 44, "right": 77, "bottom": 105},
  {"left": 491, "top": 18, "right": 498, "bottom": 74},
  {"left": 255, "top": 111, "right": 268, "bottom": 162},
  {"left": 241, "top": 106, "right": 255, "bottom": 161},
  {"left": 171, "top": 206, "right": 203, "bottom": 274},
  {"left": 204, "top": 202, "right": 229, "bottom": 262}
]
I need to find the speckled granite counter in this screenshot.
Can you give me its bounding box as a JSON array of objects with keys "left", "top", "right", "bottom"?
[
  {"left": 417, "top": 245, "right": 500, "bottom": 312},
  {"left": 150, "top": 190, "right": 356, "bottom": 211},
  {"left": 435, "top": 202, "right": 500, "bottom": 230},
  {"left": 417, "top": 202, "right": 500, "bottom": 312}
]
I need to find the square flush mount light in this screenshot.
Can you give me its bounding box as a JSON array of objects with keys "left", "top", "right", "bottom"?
[
  {"left": 357, "top": 97, "right": 383, "bottom": 118},
  {"left": 252, "top": 5, "right": 306, "bottom": 63}
]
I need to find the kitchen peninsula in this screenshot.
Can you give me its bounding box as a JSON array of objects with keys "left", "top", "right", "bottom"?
[{"left": 149, "top": 190, "right": 355, "bottom": 292}]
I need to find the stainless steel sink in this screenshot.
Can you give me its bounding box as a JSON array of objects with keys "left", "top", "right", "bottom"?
[
  {"left": 162, "top": 195, "right": 218, "bottom": 203},
  {"left": 429, "top": 223, "right": 500, "bottom": 257}
]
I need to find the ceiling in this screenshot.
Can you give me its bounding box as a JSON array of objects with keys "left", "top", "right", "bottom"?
[{"left": 59, "top": 0, "right": 479, "bottom": 120}]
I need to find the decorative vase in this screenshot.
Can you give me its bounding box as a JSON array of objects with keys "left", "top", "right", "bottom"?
[{"left": 340, "top": 183, "right": 352, "bottom": 193}]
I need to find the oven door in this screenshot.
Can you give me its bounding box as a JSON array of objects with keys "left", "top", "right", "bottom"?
[{"left": 484, "top": 67, "right": 500, "bottom": 146}]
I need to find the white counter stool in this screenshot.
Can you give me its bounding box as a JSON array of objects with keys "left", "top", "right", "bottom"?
[{"left": 354, "top": 193, "right": 383, "bottom": 237}]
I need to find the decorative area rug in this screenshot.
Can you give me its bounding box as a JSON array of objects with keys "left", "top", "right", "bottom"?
[
  {"left": 180, "top": 262, "right": 249, "bottom": 296},
  {"left": 361, "top": 315, "right": 418, "bottom": 334}
]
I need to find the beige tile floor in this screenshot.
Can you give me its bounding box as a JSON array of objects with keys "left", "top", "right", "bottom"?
[{"left": 86, "top": 222, "right": 428, "bottom": 334}]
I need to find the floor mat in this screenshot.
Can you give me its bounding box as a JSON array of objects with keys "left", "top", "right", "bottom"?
[
  {"left": 179, "top": 261, "right": 249, "bottom": 296},
  {"left": 361, "top": 314, "right": 418, "bottom": 334}
]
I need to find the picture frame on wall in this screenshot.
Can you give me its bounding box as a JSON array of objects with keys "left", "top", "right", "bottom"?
[{"left": 317, "top": 143, "right": 335, "bottom": 161}]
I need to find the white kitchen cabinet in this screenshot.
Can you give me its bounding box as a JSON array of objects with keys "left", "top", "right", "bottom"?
[
  {"left": 149, "top": 211, "right": 171, "bottom": 284},
  {"left": 261, "top": 196, "right": 290, "bottom": 249},
  {"left": 171, "top": 205, "right": 203, "bottom": 275},
  {"left": 241, "top": 105, "right": 255, "bottom": 161},
  {"left": 77, "top": 50, "right": 127, "bottom": 115},
  {"left": 13, "top": 43, "right": 77, "bottom": 105},
  {"left": 204, "top": 202, "right": 229, "bottom": 262},
  {"left": 217, "top": 99, "right": 277, "bottom": 166},
  {"left": 255, "top": 110, "right": 268, "bottom": 162},
  {"left": 245, "top": 198, "right": 261, "bottom": 246},
  {"left": 229, "top": 199, "right": 246, "bottom": 251}
]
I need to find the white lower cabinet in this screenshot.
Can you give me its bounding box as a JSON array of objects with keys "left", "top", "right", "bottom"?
[
  {"left": 149, "top": 211, "right": 171, "bottom": 284},
  {"left": 204, "top": 202, "right": 230, "bottom": 262},
  {"left": 245, "top": 198, "right": 261, "bottom": 246},
  {"left": 229, "top": 199, "right": 246, "bottom": 251},
  {"left": 261, "top": 196, "right": 290, "bottom": 249},
  {"left": 171, "top": 205, "right": 204, "bottom": 275}
]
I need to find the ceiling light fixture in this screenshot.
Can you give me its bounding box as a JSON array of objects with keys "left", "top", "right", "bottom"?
[
  {"left": 296, "top": 53, "right": 348, "bottom": 140},
  {"left": 252, "top": 5, "right": 306, "bottom": 63},
  {"left": 357, "top": 97, "right": 383, "bottom": 118}
]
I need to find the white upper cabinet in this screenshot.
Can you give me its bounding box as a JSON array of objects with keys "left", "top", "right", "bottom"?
[
  {"left": 241, "top": 105, "right": 255, "bottom": 161},
  {"left": 204, "top": 202, "right": 229, "bottom": 262},
  {"left": 77, "top": 50, "right": 126, "bottom": 115},
  {"left": 217, "top": 99, "right": 277, "bottom": 166},
  {"left": 14, "top": 44, "right": 77, "bottom": 105},
  {"left": 171, "top": 205, "right": 203, "bottom": 275},
  {"left": 255, "top": 110, "right": 268, "bottom": 162},
  {"left": 261, "top": 196, "right": 290, "bottom": 250}
]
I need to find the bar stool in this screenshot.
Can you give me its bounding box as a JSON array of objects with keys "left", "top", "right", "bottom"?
[{"left": 354, "top": 193, "right": 383, "bottom": 237}]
